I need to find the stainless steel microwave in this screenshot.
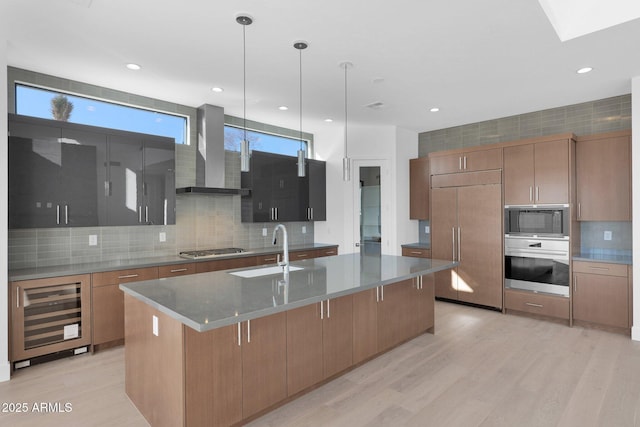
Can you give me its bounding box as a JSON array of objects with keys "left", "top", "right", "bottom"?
[{"left": 504, "top": 205, "right": 569, "bottom": 238}]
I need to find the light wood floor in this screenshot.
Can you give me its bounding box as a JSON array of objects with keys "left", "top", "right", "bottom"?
[{"left": 2, "top": 301, "right": 640, "bottom": 427}]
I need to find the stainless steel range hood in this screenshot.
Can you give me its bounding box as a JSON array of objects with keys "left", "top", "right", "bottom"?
[{"left": 176, "top": 104, "right": 248, "bottom": 195}]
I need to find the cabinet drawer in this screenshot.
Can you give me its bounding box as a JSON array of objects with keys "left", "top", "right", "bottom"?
[
  {"left": 195, "top": 256, "right": 257, "bottom": 273},
  {"left": 92, "top": 267, "right": 158, "bottom": 287},
  {"left": 290, "top": 251, "right": 314, "bottom": 261},
  {"left": 402, "top": 247, "right": 431, "bottom": 258},
  {"left": 573, "top": 261, "right": 628, "bottom": 277},
  {"left": 315, "top": 247, "right": 338, "bottom": 258},
  {"left": 158, "top": 263, "right": 196, "bottom": 278},
  {"left": 256, "top": 254, "right": 281, "bottom": 265},
  {"left": 504, "top": 289, "right": 569, "bottom": 319}
]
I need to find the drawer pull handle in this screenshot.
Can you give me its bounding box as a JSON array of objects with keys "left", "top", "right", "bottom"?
[
  {"left": 118, "top": 274, "right": 139, "bottom": 279},
  {"left": 170, "top": 268, "right": 188, "bottom": 273},
  {"left": 525, "top": 302, "right": 543, "bottom": 308},
  {"left": 297, "top": 254, "right": 308, "bottom": 258},
  {"left": 588, "top": 266, "right": 610, "bottom": 271},
  {"left": 410, "top": 251, "right": 422, "bottom": 255}
]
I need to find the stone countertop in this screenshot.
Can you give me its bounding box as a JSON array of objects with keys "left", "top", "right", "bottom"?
[
  {"left": 119, "top": 254, "right": 458, "bottom": 333},
  {"left": 8, "top": 243, "right": 338, "bottom": 282},
  {"left": 573, "top": 253, "right": 632, "bottom": 265}
]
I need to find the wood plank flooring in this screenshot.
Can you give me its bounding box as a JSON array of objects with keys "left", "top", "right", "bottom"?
[{"left": 2, "top": 301, "right": 640, "bottom": 426}]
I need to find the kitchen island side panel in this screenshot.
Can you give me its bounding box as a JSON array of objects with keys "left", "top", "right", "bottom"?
[{"left": 124, "top": 294, "right": 185, "bottom": 427}]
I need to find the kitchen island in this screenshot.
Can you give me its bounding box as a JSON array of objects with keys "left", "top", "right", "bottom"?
[{"left": 120, "top": 253, "right": 457, "bottom": 427}]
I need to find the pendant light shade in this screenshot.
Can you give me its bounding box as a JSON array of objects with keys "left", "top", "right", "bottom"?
[
  {"left": 295, "top": 41, "right": 308, "bottom": 177},
  {"left": 237, "top": 14, "right": 253, "bottom": 172},
  {"left": 340, "top": 61, "right": 353, "bottom": 181}
]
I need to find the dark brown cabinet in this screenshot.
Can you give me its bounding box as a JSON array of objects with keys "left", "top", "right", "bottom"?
[
  {"left": 409, "top": 157, "right": 429, "bottom": 220},
  {"left": 576, "top": 131, "right": 631, "bottom": 221},
  {"left": 504, "top": 139, "right": 570, "bottom": 205}
]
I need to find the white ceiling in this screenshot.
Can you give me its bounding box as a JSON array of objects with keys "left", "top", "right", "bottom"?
[{"left": 6, "top": 0, "right": 640, "bottom": 134}]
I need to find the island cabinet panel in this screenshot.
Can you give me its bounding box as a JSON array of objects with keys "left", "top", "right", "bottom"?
[
  {"left": 409, "top": 157, "right": 430, "bottom": 220},
  {"left": 92, "top": 267, "right": 158, "bottom": 348},
  {"left": 184, "top": 324, "right": 242, "bottom": 427},
  {"left": 241, "top": 313, "right": 288, "bottom": 418},
  {"left": 322, "top": 295, "right": 354, "bottom": 379},
  {"left": 504, "top": 139, "right": 569, "bottom": 205},
  {"left": 412, "top": 275, "right": 435, "bottom": 335},
  {"left": 377, "top": 280, "right": 415, "bottom": 352},
  {"left": 352, "top": 288, "right": 378, "bottom": 364},
  {"left": 286, "top": 304, "right": 324, "bottom": 396},
  {"left": 124, "top": 294, "right": 184, "bottom": 427},
  {"left": 573, "top": 261, "right": 630, "bottom": 329},
  {"left": 576, "top": 132, "right": 631, "bottom": 221}
]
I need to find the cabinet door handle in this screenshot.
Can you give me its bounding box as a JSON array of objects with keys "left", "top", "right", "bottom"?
[
  {"left": 56, "top": 205, "right": 61, "bottom": 225},
  {"left": 65, "top": 205, "right": 69, "bottom": 225},
  {"left": 327, "top": 299, "right": 331, "bottom": 318},
  {"left": 459, "top": 156, "right": 462, "bottom": 170},
  {"left": 118, "top": 274, "right": 139, "bottom": 279},
  {"left": 536, "top": 186, "right": 540, "bottom": 201},
  {"left": 310, "top": 207, "right": 314, "bottom": 220},
  {"left": 381, "top": 285, "right": 384, "bottom": 301},
  {"left": 452, "top": 227, "right": 456, "bottom": 261},
  {"left": 320, "top": 300, "right": 324, "bottom": 320},
  {"left": 145, "top": 206, "right": 149, "bottom": 223},
  {"left": 573, "top": 275, "right": 577, "bottom": 293},
  {"left": 525, "top": 302, "right": 543, "bottom": 308},
  {"left": 578, "top": 203, "right": 581, "bottom": 219},
  {"left": 237, "top": 322, "right": 241, "bottom": 346},
  {"left": 247, "top": 320, "right": 251, "bottom": 343},
  {"left": 463, "top": 156, "right": 467, "bottom": 170},
  {"left": 376, "top": 286, "right": 380, "bottom": 302},
  {"left": 588, "top": 266, "right": 610, "bottom": 271},
  {"left": 457, "top": 227, "right": 461, "bottom": 262},
  {"left": 16, "top": 286, "right": 20, "bottom": 308},
  {"left": 529, "top": 186, "right": 533, "bottom": 202},
  {"left": 410, "top": 251, "right": 422, "bottom": 255},
  {"left": 139, "top": 206, "right": 142, "bottom": 223},
  {"left": 170, "top": 268, "right": 188, "bottom": 273}
]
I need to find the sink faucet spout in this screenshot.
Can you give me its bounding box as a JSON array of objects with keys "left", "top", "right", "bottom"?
[{"left": 272, "top": 224, "right": 289, "bottom": 276}]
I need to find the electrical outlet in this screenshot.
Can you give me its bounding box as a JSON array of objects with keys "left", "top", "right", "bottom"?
[
  {"left": 159, "top": 232, "right": 166, "bottom": 242},
  {"left": 425, "top": 225, "right": 430, "bottom": 234},
  {"left": 604, "top": 230, "right": 612, "bottom": 241},
  {"left": 302, "top": 226, "right": 307, "bottom": 234},
  {"left": 262, "top": 228, "right": 267, "bottom": 237},
  {"left": 89, "top": 234, "right": 98, "bottom": 246}
]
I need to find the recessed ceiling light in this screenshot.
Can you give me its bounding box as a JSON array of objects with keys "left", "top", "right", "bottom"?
[
  {"left": 126, "top": 63, "right": 141, "bottom": 71},
  {"left": 577, "top": 67, "right": 593, "bottom": 74},
  {"left": 278, "top": 106, "right": 288, "bottom": 111},
  {"left": 211, "top": 87, "right": 224, "bottom": 93},
  {"left": 324, "top": 118, "right": 333, "bottom": 123},
  {"left": 430, "top": 107, "right": 440, "bottom": 112}
]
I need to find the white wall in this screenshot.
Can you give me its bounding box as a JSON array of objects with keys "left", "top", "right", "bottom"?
[
  {"left": 632, "top": 76, "right": 640, "bottom": 341},
  {"left": 314, "top": 123, "right": 418, "bottom": 255},
  {"left": 1, "top": 0, "right": 11, "bottom": 381}
]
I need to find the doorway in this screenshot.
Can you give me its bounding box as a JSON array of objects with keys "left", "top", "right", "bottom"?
[{"left": 353, "top": 162, "right": 382, "bottom": 255}]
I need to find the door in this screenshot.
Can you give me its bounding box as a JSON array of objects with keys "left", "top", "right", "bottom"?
[
  {"left": 533, "top": 140, "right": 569, "bottom": 204},
  {"left": 353, "top": 161, "right": 383, "bottom": 255},
  {"left": 431, "top": 187, "right": 458, "bottom": 300}
]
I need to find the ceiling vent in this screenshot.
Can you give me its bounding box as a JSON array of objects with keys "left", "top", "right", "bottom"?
[{"left": 365, "top": 101, "right": 385, "bottom": 109}]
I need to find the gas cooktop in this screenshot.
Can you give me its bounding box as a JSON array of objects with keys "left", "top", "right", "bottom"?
[{"left": 179, "top": 248, "right": 248, "bottom": 259}]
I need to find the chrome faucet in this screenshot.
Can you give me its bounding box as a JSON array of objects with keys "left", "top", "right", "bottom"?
[{"left": 272, "top": 224, "right": 289, "bottom": 277}]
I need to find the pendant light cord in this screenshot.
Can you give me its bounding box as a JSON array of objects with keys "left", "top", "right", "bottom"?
[
  {"left": 299, "top": 47, "right": 303, "bottom": 151},
  {"left": 243, "top": 23, "right": 247, "bottom": 144},
  {"left": 344, "top": 64, "right": 348, "bottom": 158}
]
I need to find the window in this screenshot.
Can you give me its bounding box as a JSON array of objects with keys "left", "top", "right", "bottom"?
[
  {"left": 224, "top": 125, "right": 308, "bottom": 157},
  {"left": 15, "top": 84, "right": 188, "bottom": 144}
]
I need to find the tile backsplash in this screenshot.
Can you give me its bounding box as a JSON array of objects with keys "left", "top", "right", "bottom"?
[{"left": 580, "top": 221, "right": 632, "bottom": 257}]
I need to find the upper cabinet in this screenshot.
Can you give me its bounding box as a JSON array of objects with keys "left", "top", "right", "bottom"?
[
  {"left": 241, "top": 151, "right": 326, "bottom": 222},
  {"left": 504, "top": 138, "right": 570, "bottom": 205},
  {"left": 8, "top": 114, "right": 175, "bottom": 228},
  {"left": 429, "top": 148, "right": 502, "bottom": 176},
  {"left": 575, "top": 131, "right": 631, "bottom": 221},
  {"left": 409, "top": 157, "right": 429, "bottom": 220}
]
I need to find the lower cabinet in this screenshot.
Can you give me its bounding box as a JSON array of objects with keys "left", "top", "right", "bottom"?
[
  {"left": 573, "top": 261, "right": 631, "bottom": 329},
  {"left": 286, "top": 295, "right": 353, "bottom": 396},
  {"left": 92, "top": 267, "right": 158, "bottom": 348},
  {"left": 504, "top": 289, "right": 570, "bottom": 320},
  {"left": 377, "top": 280, "right": 415, "bottom": 352}
]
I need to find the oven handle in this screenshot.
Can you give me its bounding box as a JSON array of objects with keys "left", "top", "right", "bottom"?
[{"left": 505, "top": 249, "right": 569, "bottom": 261}]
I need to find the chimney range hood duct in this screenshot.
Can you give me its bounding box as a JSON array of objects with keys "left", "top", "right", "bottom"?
[{"left": 176, "top": 104, "right": 248, "bottom": 195}]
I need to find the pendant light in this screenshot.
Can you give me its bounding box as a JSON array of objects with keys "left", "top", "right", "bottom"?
[
  {"left": 237, "top": 14, "right": 253, "bottom": 172},
  {"left": 294, "top": 41, "right": 308, "bottom": 177},
  {"left": 340, "top": 61, "right": 353, "bottom": 181}
]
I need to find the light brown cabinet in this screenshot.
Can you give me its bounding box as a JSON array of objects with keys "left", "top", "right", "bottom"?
[
  {"left": 322, "top": 295, "right": 353, "bottom": 378},
  {"left": 576, "top": 131, "right": 631, "bottom": 221},
  {"left": 431, "top": 184, "right": 503, "bottom": 309},
  {"left": 504, "top": 139, "right": 570, "bottom": 205},
  {"left": 402, "top": 247, "right": 431, "bottom": 258},
  {"left": 158, "top": 263, "right": 196, "bottom": 278},
  {"left": 195, "top": 256, "right": 257, "bottom": 273},
  {"left": 352, "top": 288, "right": 378, "bottom": 364},
  {"left": 92, "top": 267, "right": 158, "bottom": 348},
  {"left": 573, "top": 261, "right": 631, "bottom": 329},
  {"left": 429, "top": 148, "right": 502, "bottom": 175},
  {"left": 377, "top": 280, "right": 416, "bottom": 352},
  {"left": 504, "top": 289, "right": 569, "bottom": 320},
  {"left": 10, "top": 274, "right": 92, "bottom": 364},
  {"left": 412, "top": 275, "right": 435, "bottom": 335},
  {"left": 410, "top": 157, "right": 430, "bottom": 219}
]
